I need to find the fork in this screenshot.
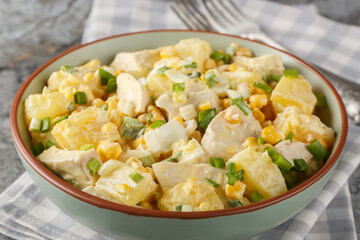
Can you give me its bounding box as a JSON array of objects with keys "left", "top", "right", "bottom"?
[{"left": 171, "top": 0, "right": 360, "bottom": 125}]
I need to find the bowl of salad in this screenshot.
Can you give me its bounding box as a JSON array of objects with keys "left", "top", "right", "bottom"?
[{"left": 10, "top": 30, "right": 348, "bottom": 240}]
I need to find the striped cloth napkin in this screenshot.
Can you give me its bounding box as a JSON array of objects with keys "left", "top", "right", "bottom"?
[{"left": 1, "top": 0, "right": 360, "bottom": 239}]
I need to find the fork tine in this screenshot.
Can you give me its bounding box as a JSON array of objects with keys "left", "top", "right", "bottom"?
[
  {"left": 195, "top": 0, "right": 225, "bottom": 32},
  {"left": 172, "top": 1, "right": 204, "bottom": 30},
  {"left": 221, "top": 0, "right": 248, "bottom": 22},
  {"left": 177, "top": 0, "right": 214, "bottom": 31},
  {"left": 201, "top": 0, "right": 229, "bottom": 28},
  {"left": 211, "top": 0, "right": 245, "bottom": 25}
]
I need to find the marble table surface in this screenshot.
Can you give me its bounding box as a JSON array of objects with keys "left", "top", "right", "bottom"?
[{"left": 1, "top": 0, "right": 359, "bottom": 239}]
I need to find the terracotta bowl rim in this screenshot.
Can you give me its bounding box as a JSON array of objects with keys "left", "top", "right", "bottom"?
[{"left": 10, "top": 29, "right": 348, "bottom": 219}]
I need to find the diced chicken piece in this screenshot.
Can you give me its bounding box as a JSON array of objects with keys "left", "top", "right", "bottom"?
[
  {"left": 156, "top": 86, "right": 222, "bottom": 120},
  {"left": 172, "top": 139, "right": 208, "bottom": 164},
  {"left": 158, "top": 178, "right": 224, "bottom": 211},
  {"left": 144, "top": 120, "right": 187, "bottom": 155},
  {"left": 116, "top": 73, "right": 151, "bottom": 117},
  {"left": 271, "top": 76, "right": 317, "bottom": 114},
  {"left": 152, "top": 162, "right": 226, "bottom": 189},
  {"left": 274, "top": 106, "right": 335, "bottom": 149},
  {"left": 24, "top": 87, "right": 71, "bottom": 127},
  {"left": 95, "top": 160, "right": 157, "bottom": 206},
  {"left": 174, "top": 38, "right": 213, "bottom": 71},
  {"left": 228, "top": 147, "right": 287, "bottom": 199},
  {"left": 275, "top": 140, "right": 313, "bottom": 166},
  {"left": 201, "top": 106, "right": 262, "bottom": 160},
  {"left": 83, "top": 186, "right": 122, "bottom": 204},
  {"left": 233, "top": 54, "right": 285, "bottom": 76},
  {"left": 110, "top": 48, "right": 161, "bottom": 79},
  {"left": 37, "top": 147, "right": 102, "bottom": 189},
  {"left": 52, "top": 106, "right": 121, "bottom": 150}
]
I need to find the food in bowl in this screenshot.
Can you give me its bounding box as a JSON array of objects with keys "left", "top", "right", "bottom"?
[{"left": 24, "top": 38, "right": 335, "bottom": 212}]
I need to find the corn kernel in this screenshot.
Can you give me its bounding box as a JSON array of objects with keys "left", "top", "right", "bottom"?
[
  {"left": 116, "top": 184, "right": 132, "bottom": 194},
  {"left": 228, "top": 63, "right": 238, "bottom": 72},
  {"left": 262, "top": 126, "right": 282, "bottom": 145},
  {"left": 252, "top": 108, "right": 265, "bottom": 124},
  {"left": 203, "top": 58, "right": 216, "bottom": 70},
  {"left": 261, "top": 120, "right": 272, "bottom": 128},
  {"left": 91, "top": 98, "right": 105, "bottom": 107},
  {"left": 221, "top": 98, "right": 231, "bottom": 109},
  {"left": 174, "top": 117, "right": 185, "bottom": 127},
  {"left": 216, "top": 60, "right": 224, "bottom": 67},
  {"left": 130, "top": 136, "right": 147, "bottom": 149},
  {"left": 137, "top": 113, "right": 147, "bottom": 125},
  {"left": 249, "top": 94, "right": 267, "bottom": 109},
  {"left": 235, "top": 47, "right": 252, "bottom": 58},
  {"left": 247, "top": 84, "right": 255, "bottom": 94},
  {"left": 96, "top": 140, "right": 122, "bottom": 162},
  {"left": 138, "top": 201, "right": 152, "bottom": 209},
  {"left": 115, "top": 69, "right": 125, "bottom": 76},
  {"left": 253, "top": 87, "right": 266, "bottom": 95},
  {"left": 225, "top": 111, "right": 241, "bottom": 124},
  {"left": 109, "top": 109, "right": 122, "bottom": 126},
  {"left": 225, "top": 181, "right": 246, "bottom": 199},
  {"left": 243, "top": 137, "right": 258, "bottom": 148},
  {"left": 160, "top": 46, "right": 176, "bottom": 58},
  {"left": 199, "top": 102, "right": 211, "bottom": 110},
  {"left": 190, "top": 130, "right": 202, "bottom": 143},
  {"left": 147, "top": 105, "right": 165, "bottom": 121},
  {"left": 107, "top": 99, "right": 118, "bottom": 114}
]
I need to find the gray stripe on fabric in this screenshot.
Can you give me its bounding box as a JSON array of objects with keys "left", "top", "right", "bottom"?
[
  {"left": 149, "top": 0, "right": 169, "bottom": 29},
  {"left": 112, "top": 0, "right": 133, "bottom": 34}
]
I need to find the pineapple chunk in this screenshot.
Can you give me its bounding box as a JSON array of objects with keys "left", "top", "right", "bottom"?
[
  {"left": 274, "top": 106, "right": 335, "bottom": 149},
  {"left": 146, "top": 69, "right": 174, "bottom": 98},
  {"left": 52, "top": 106, "right": 121, "bottom": 150},
  {"left": 158, "top": 178, "right": 224, "bottom": 211},
  {"left": 24, "top": 87, "right": 71, "bottom": 127},
  {"left": 222, "top": 71, "right": 263, "bottom": 88},
  {"left": 233, "top": 54, "right": 284, "bottom": 76},
  {"left": 174, "top": 38, "right": 212, "bottom": 71},
  {"left": 95, "top": 160, "right": 157, "bottom": 206},
  {"left": 270, "top": 76, "right": 317, "bottom": 114},
  {"left": 228, "top": 147, "right": 287, "bottom": 199}
]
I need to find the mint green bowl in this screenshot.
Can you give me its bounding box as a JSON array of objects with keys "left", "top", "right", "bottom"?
[{"left": 10, "top": 30, "right": 348, "bottom": 240}]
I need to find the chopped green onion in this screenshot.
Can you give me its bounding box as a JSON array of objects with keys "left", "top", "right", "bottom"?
[
  {"left": 316, "top": 94, "right": 327, "bottom": 107},
  {"left": 226, "top": 44, "right": 237, "bottom": 56},
  {"left": 183, "top": 62, "right": 197, "bottom": 69},
  {"left": 99, "top": 68, "right": 116, "bottom": 86},
  {"left": 163, "top": 150, "right": 183, "bottom": 162},
  {"left": 204, "top": 71, "right": 219, "bottom": 87},
  {"left": 251, "top": 191, "right": 263, "bottom": 203},
  {"left": 258, "top": 136, "right": 265, "bottom": 145},
  {"left": 306, "top": 139, "right": 328, "bottom": 161},
  {"left": 139, "top": 155, "right": 155, "bottom": 167},
  {"left": 157, "top": 66, "right": 171, "bottom": 76},
  {"left": 146, "top": 113, "right": 153, "bottom": 124},
  {"left": 286, "top": 132, "right": 294, "bottom": 142},
  {"left": 29, "top": 118, "right": 41, "bottom": 132},
  {"left": 294, "top": 159, "right": 308, "bottom": 171},
  {"left": 235, "top": 100, "right": 252, "bottom": 116},
  {"left": 266, "top": 147, "right": 292, "bottom": 172},
  {"left": 209, "top": 157, "right": 226, "bottom": 168},
  {"left": 101, "top": 104, "right": 108, "bottom": 111},
  {"left": 269, "top": 74, "right": 281, "bottom": 82},
  {"left": 223, "top": 54, "right": 232, "bottom": 64},
  {"left": 150, "top": 120, "right": 166, "bottom": 129},
  {"left": 121, "top": 117, "right": 146, "bottom": 140},
  {"left": 229, "top": 199, "right": 243, "bottom": 207},
  {"left": 175, "top": 205, "right": 183, "bottom": 212},
  {"left": 67, "top": 102, "right": 75, "bottom": 114},
  {"left": 210, "top": 50, "right": 226, "bottom": 62},
  {"left": 226, "top": 173, "right": 236, "bottom": 185},
  {"left": 198, "top": 108, "right": 216, "bottom": 130},
  {"left": 80, "top": 144, "right": 94, "bottom": 151},
  {"left": 262, "top": 69, "right": 269, "bottom": 84},
  {"left": 235, "top": 169, "right": 244, "bottom": 181},
  {"left": 74, "top": 92, "right": 88, "bottom": 105},
  {"left": 172, "top": 82, "right": 185, "bottom": 92},
  {"left": 44, "top": 140, "right": 55, "bottom": 149},
  {"left": 106, "top": 78, "right": 117, "bottom": 93},
  {"left": 31, "top": 142, "right": 44, "bottom": 156},
  {"left": 40, "top": 117, "right": 51, "bottom": 133},
  {"left": 187, "top": 71, "right": 201, "bottom": 78},
  {"left": 227, "top": 162, "right": 236, "bottom": 174},
  {"left": 283, "top": 69, "right": 299, "bottom": 78},
  {"left": 230, "top": 97, "right": 243, "bottom": 106},
  {"left": 87, "top": 158, "right": 101, "bottom": 176},
  {"left": 284, "top": 170, "right": 298, "bottom": 189},
  {"left": 129, "top": 171, "right": 144, "bottom": 183},
  {"left": 54, "top": 115, "right": 68, "bottom": 125},
  {"left": 253, "top": 81, "right": 272, "bottom": 93},
  {"left": 204, "top": 178, "right": 220, "bottom": 188},
  {"left": 61, "top": 65, "right": 77, "bottom": 73}
]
